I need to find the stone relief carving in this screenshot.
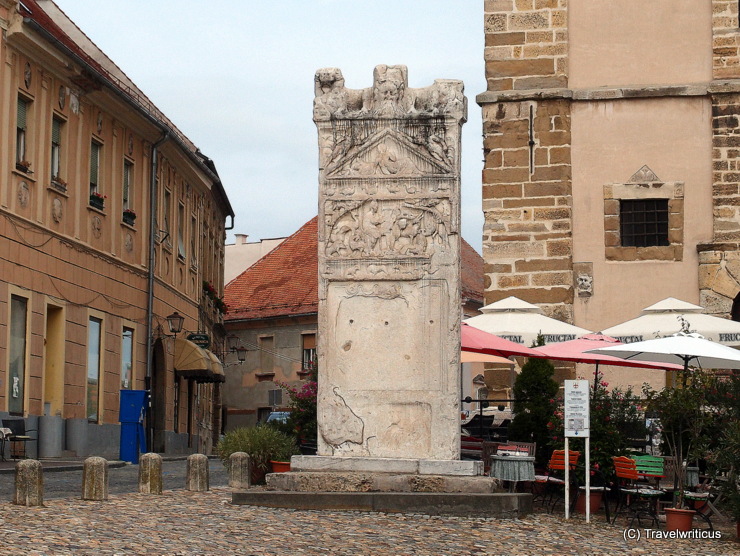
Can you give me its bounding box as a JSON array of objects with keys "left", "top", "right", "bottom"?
[
  {"left": 51, "top": 197, "right": 63, "bottom": 222},
  {"left": 17, "top": 182, "right": 29, "bottom": 207},
  {"left": 576, "top": 273, "right": 593, "bottom": 297},
  {"left": 573, "top": 262, "right": 594, "bottom": 298},
  {"left": 319, "top": 387, "right": 365, "bottom": 449},
  {"left": 325, "top": 198, "right": 450, "bottom": 258},
  {"left": 125, "top": 233, "right": 133, "bottom": 252},
  {"left": 314, "top": 65, "right": 466, "bottom": 122},
  {"left": 91, "top": 215, "right": 102, "bottom": 238},
  {"left": 326, "top": 127, "right": 452, "bottom": 177},
  {"left": 628, "top": 165, "right": 662, "bottom": 185}
]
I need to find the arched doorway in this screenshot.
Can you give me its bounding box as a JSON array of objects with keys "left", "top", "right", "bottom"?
[
  {"left": 732, "top": 292, "right": 740, "bottom": 322},
  {"left": 150, "top": 338, "right": 167, "bottom": 453}
]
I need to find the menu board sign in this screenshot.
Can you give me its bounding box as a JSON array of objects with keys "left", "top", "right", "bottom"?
[{"left": 564, "top": 380, "right": 590, "bottom": 437}]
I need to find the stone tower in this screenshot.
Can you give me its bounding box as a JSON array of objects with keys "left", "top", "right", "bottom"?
[
  {"left": 479, "top": 0, "right": 740, "bottom": 339},
  {"left": 312, "top": 66, "right": 469, "bottom": 468}
]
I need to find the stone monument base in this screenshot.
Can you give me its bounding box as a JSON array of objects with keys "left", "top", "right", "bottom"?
[
  {"left": 290, "top": 455, "right": 483, "bottom": 476},
  {"left": 265, "top": 471, "right": 500, "bottom": 493}
]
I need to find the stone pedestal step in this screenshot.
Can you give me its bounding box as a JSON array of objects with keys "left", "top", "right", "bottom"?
[
  {"left": 266, "top": 471, "right": 501, "bottom": 493},
  {"left": 232, "top": 490, "right": 532, "bottom": 518}
]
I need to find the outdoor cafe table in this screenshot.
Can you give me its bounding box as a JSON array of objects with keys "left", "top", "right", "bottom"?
[{"left": 490, "top": 454, "right": 535, "bottom": 492}]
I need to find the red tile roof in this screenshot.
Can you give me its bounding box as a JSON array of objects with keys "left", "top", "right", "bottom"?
[
  {"left": 225, "top": 218, "right": 319, "bottom": 321},
  {"left": 225, "top": 217, "right": 483, "bottom": 321}
]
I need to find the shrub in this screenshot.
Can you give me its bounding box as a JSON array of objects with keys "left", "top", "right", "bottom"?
[
  {"left": 508, "top": 346, "right": 559, "bottom": 466},
  {"left": 217, "top": 425, "right": 299, "bottom": 482}
]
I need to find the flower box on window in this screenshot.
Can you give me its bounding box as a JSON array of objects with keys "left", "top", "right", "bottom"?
[
  {"left": 122, "top": 209, "right": 136, "bottom": 226},
  {"left": 51, "top": 176, "right": 67, "bottom": 192},
  {"left": 89, "top": 192, "right": 105, "bottom": 210},
  {"left": 16, "top": 160, "right": 32, "bottom": 174}
]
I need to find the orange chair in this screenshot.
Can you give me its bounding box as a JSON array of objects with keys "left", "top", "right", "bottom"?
[
  {"left": 612, "top": 456, "right": 664, "bottom": 527},
  {"left": 533, "top": 449, "right": 580, "bottom": 511}
]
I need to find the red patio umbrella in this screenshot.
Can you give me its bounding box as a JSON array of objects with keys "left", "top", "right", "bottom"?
[
  {"left": 533, "top": 333, "right": 683, "bottom": 390},
  {"left": 461, "top": 323, "right": 544, "bottom": 360}
]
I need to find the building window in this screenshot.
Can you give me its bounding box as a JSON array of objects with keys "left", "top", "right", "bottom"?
[
  {"left": 87, "top": 317, "right": 102, "bottom": 422},
  {"left": 89, "top": 141, "right": 101, "bottom": 196},
  {"left": 177, "top": 202, "right": 186, "bottom": 260},
  {"left": 302, "top": 334, "right": 316, "bottom": 371},
  {"left": 121, "top": 327, "right": 133, "bottom": 389},
  {"left": 9, "top": 295, "right": 28, "bottom": 415},
  {"left": 163, "top": 189, "right": 171, "bottom": 245},
  {"left": 268, "top": 389, "right": 283, "bottom": 407},
  {"left": 190, "top": 215, "right": 198, "bottom": 263},
  {"left": 122, "top": 160, "right": 133, "bottom": 210},
  {"left": 259, "top": 336, "right": 274, "bottom": 372},
  {"left": 51, "top": 117, "right": 63, "bottom": 180},
  {"left": 603, "top": 167, "right": 683, "bottom": 262},
  {"left": 16, "top": 96, "right": 29, "bottom": 168},
  {"left": 619, "top": 199, "right": 669, "bottom": 247}
]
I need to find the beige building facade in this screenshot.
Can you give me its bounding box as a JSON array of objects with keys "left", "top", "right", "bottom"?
[
  {"left": 479, "top": 1, "right": 740, "bottom": 387},
  {"left": 0, "top": 0, "right": 232, "bottom": 458}
]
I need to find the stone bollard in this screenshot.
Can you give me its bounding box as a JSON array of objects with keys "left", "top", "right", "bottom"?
[
  {"left": 229, "top": 452, "right": 251, "bottom": 489},
  {"left": 81, "top": 456, "right": 108, "bottom": 501},
  {"left": 138, "top": 452, "right": 163, "bottom": 494},
  {"left": 186, "top": 453, "right": 209, "bottom": 492},
  {"left": 14, "top": 459, "right": 43, "bottom": 506}
]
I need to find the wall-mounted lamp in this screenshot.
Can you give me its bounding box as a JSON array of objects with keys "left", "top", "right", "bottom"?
[
  {"left": 166, "top": 311, "right": 184, "bottom": 336},
  {"left": 224, "top": 334, "right": 248, "bottom": 366}
]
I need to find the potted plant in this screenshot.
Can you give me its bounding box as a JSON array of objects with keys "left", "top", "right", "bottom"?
[
  {"left": 51, "top": 175, "right": 67, "bottom": 191},
  {"left": 16, "top": 160, "right": 32, "bottom": 173},
  {"left": 216, "top": 424, "right": 299, "bottom": 484},
  {"left": 89, "top": 191, "right": 106, "bottom": 210},
  {"left": 642, "top": 369, "right": 714, "bottom": 531},
  {"left": 122, "top": 208, "right": 136, "bottom": 225}
]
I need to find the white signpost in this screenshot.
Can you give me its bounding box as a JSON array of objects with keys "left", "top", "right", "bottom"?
[{"left": 564, "top": 380, "right": 590, "bottom": 521}]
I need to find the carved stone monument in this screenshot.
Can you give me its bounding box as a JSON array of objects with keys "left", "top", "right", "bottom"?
[{"left": 299, "top": 65, "right": 470, "bottom": 474}]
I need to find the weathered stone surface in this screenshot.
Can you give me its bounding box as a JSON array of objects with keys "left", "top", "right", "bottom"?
[
  {"left": 138, "top": 452, "right": 163, "bottom": 495},
  {"left": 315, "top": 66, "right": 465, "bottom": 463},
  {"left": 186, "top": 453, "right": 209, "bottom": 492},
  {"left": 292, "top": 456, "right": 482, "bottom": 476},
  {"left": 229, "top": 452, "right": 251, "bottom": 489},
  {"left": 14, "top": 459, "right": 43, "bottom": 506},
  {"left": 265, "top": 471, "right": 499, "bottom": 493},
  {"left": 81, "top": 456, "right": 108, "bottom": 501}
]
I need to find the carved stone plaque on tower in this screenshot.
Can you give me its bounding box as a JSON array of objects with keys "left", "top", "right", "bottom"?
[{"left": 313, "top": 66, "right": 467, "bottom": 465}]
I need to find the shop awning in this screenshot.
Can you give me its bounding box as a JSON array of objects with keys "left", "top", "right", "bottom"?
[
  {"left": 207, "top": 350, "right": 226, "bottom": 383},
  {"left": 174, "top": 339, "right": 226, "bottom": 383},
  {"left": 174, "top": 338, "right": 214, "bottom": 382}
]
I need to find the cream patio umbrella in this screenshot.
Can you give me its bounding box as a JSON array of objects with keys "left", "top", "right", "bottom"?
[
  {"left": 601, "top": 297, "right": 740, "bottom": 346},
  {"left": 587, "top": 332, "right": 740, "bottom": 376},
  {"left": 464, "top": 296, "right": 591, "bottom": 346}
]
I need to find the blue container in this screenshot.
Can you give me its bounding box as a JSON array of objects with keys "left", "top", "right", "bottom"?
[{"left": 119, "top": 390, "right": 148, "bottom": 463}]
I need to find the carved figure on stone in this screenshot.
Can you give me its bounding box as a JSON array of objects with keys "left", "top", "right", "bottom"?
[
  {"left": 576, "top": 273, "right": 593, "bottom": 297},
  {"left": 324, "top": 198, "right": 450, "bottom": 259},
  {"left": 315, "top": 66, "right": 466, "bottom": 121},
  {"left": 319, "top": 388, "right": 364, "bottom": 449}
]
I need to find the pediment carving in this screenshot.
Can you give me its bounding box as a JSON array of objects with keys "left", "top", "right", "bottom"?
[
  {"left": 628, "top": 165, "right": 662, "bottom": 184},
  {"left": 327, "top": 128, "right": 452, "bottom": 177}
]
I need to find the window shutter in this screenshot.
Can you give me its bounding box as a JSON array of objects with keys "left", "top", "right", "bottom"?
[
  {"left": 17, "top": 98, "right": 27, "bottom": 130},
  {"left": 90, "top": 142, "right": 100, "bottom": 185},
  {"left": 52, "top": 118, "right": 61, "bottom": 144}
]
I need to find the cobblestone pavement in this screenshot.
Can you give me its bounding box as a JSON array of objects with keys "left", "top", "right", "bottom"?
[{"left": 0, "top": 486, "right": 737, "bottom": 555}]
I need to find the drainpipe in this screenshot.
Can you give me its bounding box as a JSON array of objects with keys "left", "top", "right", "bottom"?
[{"left": 145, "top": 131, "right": 170, "bottom": 452}]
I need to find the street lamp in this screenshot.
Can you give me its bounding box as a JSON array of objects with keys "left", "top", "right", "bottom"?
[
  {"left": 235, "top": 345, "right": 247, "bottom": 363},
  {"left": 227, "top": 334, "right": 240, "bottom": 352},
  {"left": 165, "top": 311, "right": 184, "bottom": 336}
]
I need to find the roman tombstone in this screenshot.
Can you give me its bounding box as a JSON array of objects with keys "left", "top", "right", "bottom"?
[{"left": 312, "top": 65, "right": 467, "bottom": 469}]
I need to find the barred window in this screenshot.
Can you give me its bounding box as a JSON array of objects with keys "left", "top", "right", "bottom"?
[{"left": 619, "top": 199, "right": 669, "bottom": 247}]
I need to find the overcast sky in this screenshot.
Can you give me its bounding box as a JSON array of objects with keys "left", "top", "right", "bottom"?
[{"left": 53, "top": 0, "right": 485, "bottom": 253}]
